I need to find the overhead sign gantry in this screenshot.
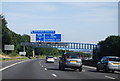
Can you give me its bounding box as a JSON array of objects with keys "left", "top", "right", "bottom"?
[{"left": 30, "top": 30, "right": 61, "bottom": 42}]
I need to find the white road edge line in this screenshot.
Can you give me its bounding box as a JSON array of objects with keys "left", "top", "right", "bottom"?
[
  {"left": 0, "top": 60, "right": 30, "bottom": 71},
  {"left": 52, "top": 74, "right": 57, "bottom": 77},
  {"left": 82, "top": 70, "right": 85, "bottom": 72},
  {"left": 105, "top": 76, "right": 116, "bottom": 79},
  {"left": 83, "top": 65, "right": 96, "bottom": 69}
]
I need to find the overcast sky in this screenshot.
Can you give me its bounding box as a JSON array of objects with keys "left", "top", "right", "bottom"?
[{"left": 2, "top": 2, "right": 118, "bottom": 44}]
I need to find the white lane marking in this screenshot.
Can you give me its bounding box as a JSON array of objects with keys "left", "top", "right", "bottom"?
[
  {"left": 44, "top": 68, "right": 47, "bottom": 70},
  {"left": 41, "top": 65, "right": 43, "bottom": 67},
  {"left": 83, "top": 65, "right": 96, "bottom": 69},
  {"left": 82, "top": 70, "right": 86, "bottom": 72},
  {"left": 39, "top": 60, "right": 42, "bottom": 64},
  {"left": 105, "top": 76, "right": 116, "bottom": 79},
  {"left": 52, "top": 74, "right": 57, "bottom": 77},
  {"left": 115, "top": 71, "right": 120, "bottom": 74},
  {"left": 0, "top": 60, "right": 30, "bottom": 71}
]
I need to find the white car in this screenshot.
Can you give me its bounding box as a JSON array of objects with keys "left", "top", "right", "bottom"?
[{"left": 46, "top": 56, "right": 55, "bottom": 63}]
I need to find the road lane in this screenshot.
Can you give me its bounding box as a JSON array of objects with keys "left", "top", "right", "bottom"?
[
  {"left": 2, "top": 59, "right": 55, "bottom": 79},
  {"left": 40, "top": 59, "right": 120, "bottom": 79},
  {"left": 2, "top": 59, "right": 120, "bottom": 79}
]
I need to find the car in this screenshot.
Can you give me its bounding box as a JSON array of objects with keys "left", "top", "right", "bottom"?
[
  {"left": 59, "top": 52, "right": 82, "bottom": 71},
  {"left": 46, "top": 56, "right": 55, "bottom": 63},
  {"left": 96, "top": 56, "right": 120, "bottom": 73}
]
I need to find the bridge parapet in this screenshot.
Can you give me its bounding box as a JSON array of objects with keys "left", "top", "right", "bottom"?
[{"left": 20, "top": 42, "right": 98, "bottom": 50}]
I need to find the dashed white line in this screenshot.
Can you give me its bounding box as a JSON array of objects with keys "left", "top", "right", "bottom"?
[
  {"left": 0, "top": 60, "right": 30, "bottom": 71},
  {"left": 82, "top": 70, "right": 86, "bottom": 72},
  {"left": 44, "top": 68, "right": 47, "bottom": 70},
  {"left": 105, "top": 76, "right": 116, "bottom": 79},
  {"left": 41, "top": 65, "right": 43, "bottom": 67},
  {"left": 52, "top": 74, "right": 57, "bottom": 77}
]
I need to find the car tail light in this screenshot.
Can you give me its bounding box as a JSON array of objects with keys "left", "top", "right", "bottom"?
[
  {"left": 78, "top": 53, "right": 82, "bottom": 59},
  {"left": 65, "top": 53, "right": 68, "bottom": 59},
  {"left": 80, "top": 55, "right": 82, "bottom": 59},
  {"left": 108, "top": 58, "right": 110, "bottom": 61}
]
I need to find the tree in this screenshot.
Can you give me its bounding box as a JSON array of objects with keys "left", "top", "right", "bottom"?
[{"left": 94, "top": 35, "right": 120, "bottom": 60}]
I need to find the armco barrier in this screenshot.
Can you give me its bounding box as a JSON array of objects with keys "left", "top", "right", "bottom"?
[{"left": 82, "top": 60, "right": 98, "bottom": 67}]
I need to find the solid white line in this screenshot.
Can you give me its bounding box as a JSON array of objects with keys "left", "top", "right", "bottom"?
[
  {"left": 52, "top": 74, "right": 57, "bottom": 77},
  {"left": 83, "top": 65, "right": 96, "bottom": 69},
  {"left": 114, "top": 71, "right": 120, "bottom": 74},
  {"left": 105, "top": 76, "right": 116, "bottom": 79},
  {"left": 0, "top": 60, "right": 29, "bottom": 71}
]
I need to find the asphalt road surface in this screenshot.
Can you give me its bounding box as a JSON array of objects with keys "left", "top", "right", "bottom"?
[{"left": 1, "top": 59, "right": 120, "bottom": 80}]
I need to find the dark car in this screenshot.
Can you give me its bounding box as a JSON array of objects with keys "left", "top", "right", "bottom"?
[{"left": 59, "top": 52, "right": 82, "bottom": 71}]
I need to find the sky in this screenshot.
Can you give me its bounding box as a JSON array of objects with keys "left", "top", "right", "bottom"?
[{"left": 2, "top": 2, "right": 118, "bottom": 44}]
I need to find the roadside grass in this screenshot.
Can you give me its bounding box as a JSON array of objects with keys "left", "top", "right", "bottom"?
[
  {"left": 0, "top": 52, "right": 29, "bottom": 62},
  {"left": 36, "top": 55, "right": 61, "bottom": 59}
]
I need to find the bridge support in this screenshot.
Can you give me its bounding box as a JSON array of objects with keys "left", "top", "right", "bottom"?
[{"left": 23, "top": 46, "right": 25, "bottom": 52}]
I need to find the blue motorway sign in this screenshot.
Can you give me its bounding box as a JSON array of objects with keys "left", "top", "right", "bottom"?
[
  {"left": 31, "top": 30, "right": 55, "bottom": 34},
  {"left": 36, "top": 34, "right": 44, "bottom": 42},
  {"left": 45, "top": 34, "right": 61, "bottom": 42},
  {"left": 36, "top": 34, "right": 61, "bottom": 42}
]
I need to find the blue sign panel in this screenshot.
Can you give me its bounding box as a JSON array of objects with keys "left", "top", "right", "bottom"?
[
  {"left": 45, "top": 34, "right": 61, "bottom": 42},
  {"left": 36, "top": 34, "right": 44, "bottom": 42},
  {"left": 31, "top": 30, "right": 55, "bottom": 34}
]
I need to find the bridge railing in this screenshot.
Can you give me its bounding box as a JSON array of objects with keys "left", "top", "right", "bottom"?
[{"left": 20, "top": 42, "right": 98, "bottom": 50}]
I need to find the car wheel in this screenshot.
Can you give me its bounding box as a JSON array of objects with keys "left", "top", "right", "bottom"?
[
  {"left": 112, "top": 70, "right": 114, "bottom": 73},
  {"left": 96, "top": 66, "right": 99, "bottom": 72},
  {"left": 61, "top": 66, "right": 65, "bottom": 71},
  {"left": 103, "top": 66, "right": 108, "bottom": 73},
  {"left": 79, "top": 68, "right": 82, "bottom": 72},
  {"left": 59, "top": 65, "right": 61, "bottom": 70},
  {"left": 74, "top": 69, "right": 77, "bottom": 71}
]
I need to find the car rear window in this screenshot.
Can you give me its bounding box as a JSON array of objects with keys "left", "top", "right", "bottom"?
[
  {"left": 116, "top": 58, "right": 120, "bottom": 62},
  {"left": 67, "top": 53, "right": 80, "bottom": 59},
  {"left": 47, "top": 56, "right": 53, "bottom": 58},
  {"left": 109, "top": 58, "right": 120, "bottom": 62}
]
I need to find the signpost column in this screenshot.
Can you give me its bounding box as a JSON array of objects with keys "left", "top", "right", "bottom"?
[{"left": 32, "top": 49, "right": 35, "bottom": 57}]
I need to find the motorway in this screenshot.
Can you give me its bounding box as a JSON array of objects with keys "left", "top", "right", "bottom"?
[{"left": 1, "top": 59, "right": 120, "bottom": 80}]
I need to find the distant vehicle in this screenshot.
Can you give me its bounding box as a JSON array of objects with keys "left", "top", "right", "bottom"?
[
  {"left": 59, "top": 52, "right": 82, "bottom": 71},
  {"left": 46, "top": 56, "right": 55, "bottom": 63},
  {"left": 96, "top": 56, "right": 120, "bottom": 73}
]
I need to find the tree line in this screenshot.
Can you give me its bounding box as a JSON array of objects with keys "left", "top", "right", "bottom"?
[
  {"left": 93, "top": 35, "right": 120, "bottom": 60},
  {"left": 1, "top": 15, "right": 92, "bottom": 57}
]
